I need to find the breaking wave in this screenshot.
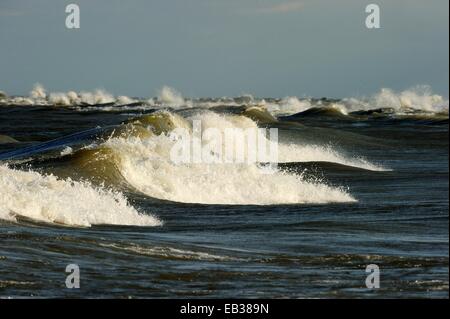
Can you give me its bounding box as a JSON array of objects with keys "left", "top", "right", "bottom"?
[
  {"left": 0, "top": 165, "right": 161, "bottom": 227},
  {"left": 342, "top": 86, "right": 449, "bottom": 114},
  {"left": 104, "top": 137, "right": 356, "bottom": 205},
  {"left": 51, "top": 110, "right": 374, "bottom": 205},
  {"left": 0, "top": 107, "right": 392, "bottom": 205},
  {"left": 156, "top": 86, "right": 192, "bottom": 109}
]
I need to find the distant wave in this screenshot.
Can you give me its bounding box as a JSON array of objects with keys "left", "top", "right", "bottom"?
[
  {"left": 342, "top": 86, "right": 449, "bottom": 114},
  {"left": 266, "top": 86, "right": 449, "bottom": 116},
  {"left": 1, "top": 84, "right": 447, "bottom": 118}
]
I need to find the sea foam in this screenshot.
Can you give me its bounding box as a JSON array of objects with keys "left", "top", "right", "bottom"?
[
  {"left": 0, "top": 165, "right": 161, "bottom": 227},
  {"left": 343, "top": 86, "right": 449, "bottom": 114},
  {"left": 103, "top": 111, "right": 357, "bottom": 205}
]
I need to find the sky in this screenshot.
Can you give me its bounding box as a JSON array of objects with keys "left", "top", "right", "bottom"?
[{"left": 0, "top": 0, "right": 448, "bottom": 98}]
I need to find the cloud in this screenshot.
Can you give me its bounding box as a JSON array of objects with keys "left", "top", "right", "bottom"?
[{"left": 255, "top": 1, "right": 304, "bottom": 14}]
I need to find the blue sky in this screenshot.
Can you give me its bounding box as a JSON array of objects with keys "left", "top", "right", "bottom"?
[{"left": 0, "top": 0, "right": 448, "bottom": 98}]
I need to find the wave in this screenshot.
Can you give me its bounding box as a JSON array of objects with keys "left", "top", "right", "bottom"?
[
  {"left": 1, "top": 84, "right": 448, "bottom": 120},
  {"left": 0, "top": 135, "right": 19, "bottom": 144},
  {"left": 1, "top": 83, "right": 134, "bottom": 107},
  {"left": 0, "top": 165, "right": 161, "bottom": 227},
  {"left": 241, "top": 105, "right": 278, "bottom": 124},
  {"left": 265, "top": 96, "right": 313, "bottom": 116},
  {"left": 241, "top": 108, "right": 386, "bottom": 171},
  {"left": 53, "top": 110, "right": 369, "bottom": 205},
  {"left": 286, "top": 105, "right": 350, "bottom": 119},
  {"left": 277, "top": 143, "right": 385, "bottom": 171},
  {"left": 106, "top": 140, "right": 356, "bottom": 205},
  {"left": 99, "top": 242, "right": 237, "bottom": 261},
  {"left": 30, "top": 83, "right": 47, "bottom": 99},
  {"left": 342, "top": 86, "right": 449, "bottom": 114},
  {"left": 156, "top": 86, "right": 192, "bottom": 109},
  {"left": 276, "top": 87, "right": 448, "bottom": 119},
  {"left": 0, "top": 108, "right": 390, "bottom": 205}
]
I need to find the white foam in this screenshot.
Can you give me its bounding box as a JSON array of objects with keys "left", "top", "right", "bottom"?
[
  {"left": 187, "top": 111, "right": 386, "bottom": 171},
  {"left": 108, "top": 137, "right": 356, "bottom": 204},
  {"left": 79, "top": 89, "right": 115, "bottom": 105},
  {"left": 116, "top": 95, "right": 136, "bottom": 105},
  {"left": 25, "top": 84, "right": 130, "bottom": 106},
  {"left": 266, "top": 96, "right": 312, "bottom": 115},
  {"left": 99, "top": 242, "right": 235, "bottom": 261},
  {"left": 60, "top": 146, "right": 73, "bottom": 156},
  {"left": 104, "top": 111, "right": 357, "bottom": 205},
  {"left": 29, "top": 83, "right": 47, "bottom": 100},
  {"left": 189, "top": 110, "right": 258, "bottom": 130},
  {"left": 343, "top": 86, "right": 449, "bottom": 114},
  {"left": 9, "top": 97, "right": 34, "bottom": 105},
  {"left": 4, "top": 84, "right": 448, "bottom": 116},
  {"left": 0, "top": 165, "right": 161, "bottom": 227},
  {"left": 48, "top": 92, "right": 72, "bottom": 106},
  {"left": 157, "top": 86, "right": 192, "bottom": 108}
]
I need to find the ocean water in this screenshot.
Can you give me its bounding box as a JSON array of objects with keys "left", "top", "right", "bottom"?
[{"left": 0, "top": 86, "right": 448, "bottom": 298}]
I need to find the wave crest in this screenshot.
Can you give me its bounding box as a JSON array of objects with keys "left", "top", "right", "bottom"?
[
  {"left": 95, "top": 110, "right": 358, "bottom": 204},
  {"left": 343, "top": 86, "right": 449, "bottom": 114}
]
